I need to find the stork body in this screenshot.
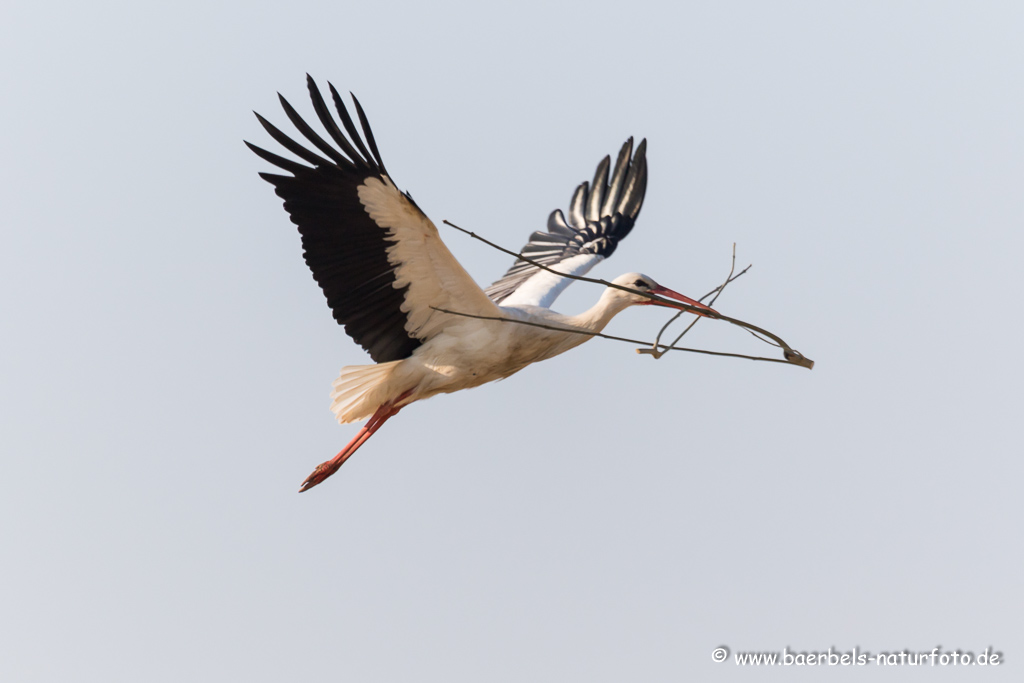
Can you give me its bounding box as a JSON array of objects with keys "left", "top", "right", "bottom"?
[
  {"left": 247, "top": 76, "right": 714, "bottom": 491},
  {"left": 331, "top": 278, "right": 673, "bottom": 422}
]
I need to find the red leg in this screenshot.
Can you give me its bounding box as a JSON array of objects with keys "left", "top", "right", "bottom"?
[{"left": 299, "top": 390, "right": 412, "bottom": 493}]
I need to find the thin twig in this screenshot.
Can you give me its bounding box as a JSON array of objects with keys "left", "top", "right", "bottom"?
[
  {"left": 664, "top": 257, "right": 751, "bottom": 351},
  {"left": 745, "top": 329, "right": 782, "bottom": 347},
  {"left": 707, "top": 310, "right": 812, "bottom": 367},
  {"left": 640, "top": 243, "right": 750, "bottom": 359},
  {"left": 429, "top": 306, "right": 804, "bottom": 367},
  {"left": 442, "top": 219, "right": 814, "bottom": 369}
]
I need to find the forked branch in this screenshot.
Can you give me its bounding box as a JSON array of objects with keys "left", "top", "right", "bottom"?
[{"left": 638, "top": 242, "right": 750, "bottom": 359}]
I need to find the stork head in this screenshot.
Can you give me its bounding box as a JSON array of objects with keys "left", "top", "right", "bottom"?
[{"left": 610, "top": 272, "right": 718, "bottom": 317}]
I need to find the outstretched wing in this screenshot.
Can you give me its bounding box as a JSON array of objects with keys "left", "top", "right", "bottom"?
[
  {"left": 485, "top": 138, "right": 648, "bottom": 308},
  {"left": 246, "top": 75, "right": 500, "bottom": 363}
]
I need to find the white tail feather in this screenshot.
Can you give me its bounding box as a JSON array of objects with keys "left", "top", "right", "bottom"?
[{"left": 330, "top": 361, "right": 401, "bottom": 424}]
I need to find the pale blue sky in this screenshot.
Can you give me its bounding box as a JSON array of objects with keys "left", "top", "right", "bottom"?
[{"left": 2, "top": 1, "right": 1021, "bottom": 681}]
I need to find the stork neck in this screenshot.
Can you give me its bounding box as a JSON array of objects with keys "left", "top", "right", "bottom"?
[{"left": 566, "top": 287, "right": 634, "bottom": 333}]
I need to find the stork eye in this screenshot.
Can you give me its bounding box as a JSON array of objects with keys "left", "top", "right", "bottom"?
[{"left": 632, "top": 279, "right": 649, "bottom": 288}]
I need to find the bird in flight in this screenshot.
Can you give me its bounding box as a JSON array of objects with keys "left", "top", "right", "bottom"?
[{"left": 247, "top": 76, "right": 716, "bottom": 492}]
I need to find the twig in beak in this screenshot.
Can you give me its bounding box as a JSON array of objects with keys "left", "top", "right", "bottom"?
[{"left": 443, "top": 219, "right": 814, "bottom": 370}]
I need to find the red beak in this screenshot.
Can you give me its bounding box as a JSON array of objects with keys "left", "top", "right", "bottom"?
[{"left": 646, "top": 284, "right": 718, "bottom": 318}]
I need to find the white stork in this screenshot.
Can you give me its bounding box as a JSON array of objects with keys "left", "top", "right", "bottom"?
[{"left": 247, "top": 76, "right": 716, "bottom": 491}]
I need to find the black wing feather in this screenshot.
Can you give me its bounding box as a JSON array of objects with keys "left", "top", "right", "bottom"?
[
  {"left": 247, "top": 141, "right": 310, "bottom": 176},
  {"left": 586, "top": 155, "right": 610, "bottom": 221},
  {"left": 278, "top": 94, "right": 351, "bottom": 167},
  {"left": 484, "top": 138, "right": 648, "bottom": 304},
  {"left": 254, "top": 113, "right": 330, "bottom": 167},
  {"left": 248, "top": 76, "right": 422, "bottom": 363},
  {"left": 602, "top": 141, "right": 632, "bottom": 214},
  {"left": 306, "top": 77, "right": 362, "bottom": 169},
  {"left": 328, "top": 83, "right": 377, "bottom": 172},
  {"left": 351, "top": 94, "right": 388, "bottom": 172}
]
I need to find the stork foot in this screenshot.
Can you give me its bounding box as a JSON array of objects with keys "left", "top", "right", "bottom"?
[
  {"left": 299, "top": 459, "right": 343, "bottom": 492},
  {"left": 298, "top": 390, "right": 413, "bottom": 493}
]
